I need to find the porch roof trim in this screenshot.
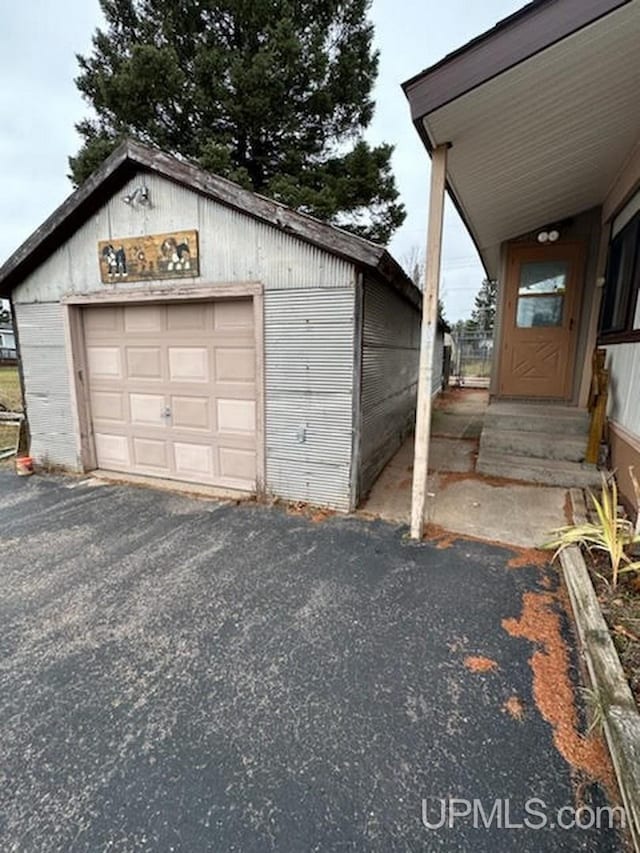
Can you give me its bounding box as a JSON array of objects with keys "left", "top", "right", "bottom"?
[
  {"left": 402, "top": 0, "right": 639, "bottom": 279},
  {"left": 403, "top": 0, "right": 631, "bottom": 130}
]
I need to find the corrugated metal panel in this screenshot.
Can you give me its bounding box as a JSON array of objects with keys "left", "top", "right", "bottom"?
[
  {"left": 607, "top": 343, "right": 640, "bottom": 438},
  {"left": 14, "top": 303, "right": 79, "bottom": 469},
  {"left": 264, "top": 288, "right": 355, "bottom": 510},
  {"left": 426, "top": 2, "right": 640, "bottom": 275},
  {"left": 13, "top": 172, "right": 354, "bottom": 303},
  {"left": 359, "top": 277, "right": 423, "bottom": 496}
]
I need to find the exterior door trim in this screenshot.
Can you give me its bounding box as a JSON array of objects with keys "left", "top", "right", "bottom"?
[{"left": 498, "top": 241, "right": 585, "bottom": 401}]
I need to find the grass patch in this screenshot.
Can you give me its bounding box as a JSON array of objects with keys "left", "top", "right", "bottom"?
[
  {"left": 0, "top": 366, "right": 22, "bottom": 466},
  {"left": 0, "top": 424, "right": 18, "bottom": 451},
  {"left": 0, "top": 366, "right": 22, "bottom": 411}
]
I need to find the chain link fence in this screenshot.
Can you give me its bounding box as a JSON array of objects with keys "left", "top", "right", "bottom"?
[{"left": 450, "top": 330, "right": 493, "bottom": 388}]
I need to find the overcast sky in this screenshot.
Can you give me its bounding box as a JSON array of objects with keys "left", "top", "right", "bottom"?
[{"left": 0, "top": 0, "right": 524, "bottom": 322}]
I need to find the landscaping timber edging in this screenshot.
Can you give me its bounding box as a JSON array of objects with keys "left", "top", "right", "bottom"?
[{"left": 561, "top": 490, "right": 640, "bottom": 851}]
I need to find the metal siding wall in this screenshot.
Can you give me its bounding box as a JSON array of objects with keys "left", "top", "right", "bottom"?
[
  {"left": 13, "top": 303, "right": 79, "bottom": 469},
  {"left": 265, "top": 289, "right": 355, "bottom": 510},
  {"left": 359, "top": 277, "right": 422, "bottom": 497},
  {"left": 607, "top": 343, "right": 640, "bottom": 438},
  {"left": 13, "top": 172, "right": 354, "bottom": 304}
]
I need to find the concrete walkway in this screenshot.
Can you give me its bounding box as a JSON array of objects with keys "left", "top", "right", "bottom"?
[
  {"left": 0, "top": 472, "right": 624, "bottom": 851},
  {"left": 360, "top": 389, "right": 569, "bottom": 548}
]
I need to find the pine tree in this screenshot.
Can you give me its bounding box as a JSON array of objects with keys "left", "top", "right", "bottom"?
[
  {"left": 466, "top": 278, "right": 497, "bottom": 334},
  {"left": 69, "top": 0, "right": 406, "bottom": 243}
]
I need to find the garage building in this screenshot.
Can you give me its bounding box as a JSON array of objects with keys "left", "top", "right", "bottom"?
[{"left": 0, "top": 141, "right": 443, "bottom": 511}]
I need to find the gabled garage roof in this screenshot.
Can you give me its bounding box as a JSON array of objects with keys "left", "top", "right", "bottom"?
[{"left": 0, "top": 140, "right": 420, "bottom": 310}]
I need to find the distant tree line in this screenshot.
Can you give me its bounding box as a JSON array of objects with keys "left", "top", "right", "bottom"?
[{"left": 451, "top": 278, "right": 497, "bottom": 338}]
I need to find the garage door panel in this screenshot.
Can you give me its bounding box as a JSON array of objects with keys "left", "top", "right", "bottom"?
[
  {"left": 217, "top": 398, "right": 256, "bottom": 434},
  {"left": 167, "top": 303, "right": 209, "bottom": 331},
  {"left": 84, "top": 299, "right": 257, "bottom": 491},
  {"left": 174, "top": 442, "right": 214, "bottom": 478},
  {"left": 90, "top": 391, "right": 126, "bottom": 422},
  {"left": 214, "top": 300, "right": 254, "bottom": 329},
  {"left": 127, "top": 347, "right": 162, "bottom": 380},
  {"left": 84, "top": 307, "right": 121, "bottom": 334},
  {"left": 124, "top": 305, "right": 163, "bottom": 333},
  {"left": 215, "top": 348, "right": 256, "bottom": 382},
  {"left": 94, "top": 433, "right": 130, "bottom": 468},
  {"left": 168, "top": 347, "right": 209, "bottom": 382},
  {"left": 219, "top": 447, "right": 256, "bottom": 480},
  {"left": 132, "top": 437, "right": 169, "bottom": 470},
  {"left": 170, "top": 396, "right": 210, "bottom": 430},
  {"left": 129, "top": 393, "right": 165, "bottom": 425},
  {"left": 87, "top": 346, "right": 122, "bottom": 380}
]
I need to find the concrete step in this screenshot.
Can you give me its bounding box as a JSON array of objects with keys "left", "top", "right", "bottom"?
[
  {"left": 483, "top": 403, "right": 590, "bottom": 436},
  {"left": 476, "top": 449, "right": 603, "bottom": 488},
  {"left": 479, "top": 428, "right": 587, "bottom": 463}
]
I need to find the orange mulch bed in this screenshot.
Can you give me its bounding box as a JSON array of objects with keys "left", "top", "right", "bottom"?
[{"left": 503, "top": 590, "right": 615, "bottom": 793}]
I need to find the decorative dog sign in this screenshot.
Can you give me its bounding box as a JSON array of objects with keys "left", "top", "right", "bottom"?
[{"left": 98, "top": 229, "right": 199, "bottom": 283}]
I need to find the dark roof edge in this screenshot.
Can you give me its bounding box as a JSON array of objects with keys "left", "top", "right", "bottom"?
[
  {"left": 402, "top": 0, "right": 631, "bottom": 121},
  {"left": 0, "top": 140, "right": 420, "bottom": 306}
]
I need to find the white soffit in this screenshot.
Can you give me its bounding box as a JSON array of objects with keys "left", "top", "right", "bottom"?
[{"left": 424, "top": 2, "right": 640, "bottom": 276}]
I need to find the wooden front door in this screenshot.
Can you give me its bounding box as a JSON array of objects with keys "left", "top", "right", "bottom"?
[{"left": 499, "top": 242, "right": 584, "bottom": 399}]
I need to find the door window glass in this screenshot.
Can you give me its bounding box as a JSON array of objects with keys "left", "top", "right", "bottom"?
[{"left": 516, "top": 260, "right": 569, "bottom": 328}]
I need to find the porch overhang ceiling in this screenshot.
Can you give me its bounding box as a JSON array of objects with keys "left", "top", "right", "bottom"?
[{"left": 403, "top": 0, "right": 640, "bottom": 279}]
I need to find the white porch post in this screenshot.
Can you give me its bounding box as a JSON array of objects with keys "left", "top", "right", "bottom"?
[{"left": 410, "top": 144, "right": 449, "bottom": 540}]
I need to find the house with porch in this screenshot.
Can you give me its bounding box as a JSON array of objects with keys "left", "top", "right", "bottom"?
[
  {"left": 0, "top": 323, "right": 16, "bottom": 363},
  {"left": 404, "top": 0, "right": 640, "bottom": 533}
]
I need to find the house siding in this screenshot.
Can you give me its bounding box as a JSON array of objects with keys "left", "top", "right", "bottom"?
[
  {"left": 358, "top": 275, "right": 423, "bottom": 498},
  {"left": 0, "top": 330, "right": 15, "bottom": 349},
  {"left": 603, "top": 160, "right": 640, "bottom": 507},
  {"left": 607, "top": 343, "right": 640, "bottom": 437},
  {"left": 606, "top": 341, "right": 640, "bottom": 506},
  {"left": 11, "top": 172, "right": 358, "bottom": 508}
]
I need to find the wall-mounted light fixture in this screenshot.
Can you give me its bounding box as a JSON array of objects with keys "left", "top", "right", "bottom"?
[
  {"left": 123, "top": 184, "right": 151, "bottom": 207},
  {"left": 537, "top": 228, "right": 560, "bottom": 244}
]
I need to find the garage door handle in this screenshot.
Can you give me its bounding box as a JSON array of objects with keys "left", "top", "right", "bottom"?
[{"left": 161, "top": 407, "right": 172, "bottom": 420}]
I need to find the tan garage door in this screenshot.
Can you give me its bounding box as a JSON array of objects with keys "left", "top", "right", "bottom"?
[{"left": 83, "top": 300, "right": 257, "bottom": 491}]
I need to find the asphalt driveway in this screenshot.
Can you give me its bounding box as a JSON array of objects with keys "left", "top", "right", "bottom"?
[{"left": 0, "top": 473, "right": 624, "bottom": 851}]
